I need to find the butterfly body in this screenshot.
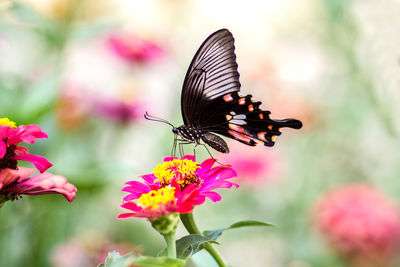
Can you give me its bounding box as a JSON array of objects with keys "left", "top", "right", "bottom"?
[{"left": 173, "top": 29, "right": 302, "bottom": 154}]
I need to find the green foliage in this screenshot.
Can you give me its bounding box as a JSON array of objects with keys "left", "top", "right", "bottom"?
[
  {"left": 203, "top": 220, "right": 276, "bottom": 241},
  {"left": 97, "top": 252, "right": 131, "bottom": 267}
]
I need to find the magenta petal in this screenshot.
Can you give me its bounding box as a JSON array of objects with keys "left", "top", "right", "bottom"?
[
  {"left": 121, "top": 201, "right": 141, "bottom": 211},
  {"left": 118, "top": 213, "right": 136, "bottom": 219},
  {"left": 123, "top": 181, "right": 150, "bottom": 193},
  {"left": 17, "top": 172, "right": 77, "bottom": 202},
  {"left": 0, "top": 140, "right": 6, "bottom": 158},
  {"left": 13, "top": 154, "right": 52, "bottom": 173},
  {"left": 197, "top": 158, "right": 215, "bottom": 177},
  {"left": 0, "top": 167, "right": 36, "bottom": 190},
  {"left": 141, "top": 174, "right": 157, "bottom": 184},
  {"left": 0, "top": 126, "right": 14, "bottom": 139},
  {"left": 15, "top": 146, "right": 29, "bottom": 155},
  {"left": 182, "top": 155, "right": 195, "bottom": 161},
  {"left": 202, "top": 191, "right": 222, "bottom": 202},
  {"left": 163, "top": 156, "right": 178, "bottom": 162}
]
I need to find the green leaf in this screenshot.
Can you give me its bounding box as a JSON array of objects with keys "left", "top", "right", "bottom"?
[
  {"left": 159, "top": 234, "right": 216, "bottom": 259},
  {"left": 176, "top": 234, "right": 216, "bottom": 259},
  {"left": 134, "top": 256, "right": 186, "bottom": 267},
  {"left": 97, "top": 252, "right": 130, "bottom": 267},
  {"left": 204, "top": 220, "right": 276, "bottom": 241}
]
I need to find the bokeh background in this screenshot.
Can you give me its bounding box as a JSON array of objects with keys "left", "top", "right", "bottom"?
[{"left": 1, "top": 0, "right": 400, "bottom": 266}]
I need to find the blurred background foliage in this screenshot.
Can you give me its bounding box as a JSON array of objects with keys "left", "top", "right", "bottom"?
[{"left": 1, "top": 0, "right": 400, "bottom": 266}]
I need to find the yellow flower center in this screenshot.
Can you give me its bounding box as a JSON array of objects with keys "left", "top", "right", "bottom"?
[
  {"left": 152, "top": 159, "right": 200, "bottom": 187},
  {"left": 138, "top": 187, "right": 176, "bottom": 210},
  {"left": 0, "top": 118, "right": 16, "bottom": 128}
]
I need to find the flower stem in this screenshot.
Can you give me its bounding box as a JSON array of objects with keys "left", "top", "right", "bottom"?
[
  {"left": 180, "top": 213, "right": 226, "bottom": 267},
  {"left": 163, "top": 232, "right": 176, "bottom": 258}
]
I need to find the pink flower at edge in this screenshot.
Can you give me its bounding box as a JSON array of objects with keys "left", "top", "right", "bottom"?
[
  {"left": 0, "top": 122, "right": 52, "bottom": 173},
  {"left": 313, "top": 183, "right": 400, "bottom": 263},
  {"left": 118, "top": 155, "right": 238, "bottom": 219},
  {"left": 0, "top": 167, "right": 77, "bottom": 203},
  {"left": 107, "top": 32, "right": 164, "bottom": 64}
]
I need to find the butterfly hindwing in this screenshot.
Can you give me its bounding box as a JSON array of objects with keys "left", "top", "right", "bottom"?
[{"left": 200, "top": 92, "right": 302, "bottom": 147}]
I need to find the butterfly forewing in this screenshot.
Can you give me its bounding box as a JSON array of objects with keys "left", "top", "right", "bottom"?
[{"left": 181, "top": 29, "right": 241, "bottom": 127}]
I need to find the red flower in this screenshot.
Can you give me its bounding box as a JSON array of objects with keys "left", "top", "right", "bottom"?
[
  {"left": 0, "top": 118, "right": 52, "bottom": 173},
  {"left": 313, "top": 183, "right": 400, "bottom": 263},
  {"left": 0, "top": 167, "right": 77, "bottom": 203}
]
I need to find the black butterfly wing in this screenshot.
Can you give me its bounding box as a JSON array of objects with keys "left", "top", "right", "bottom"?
[
  {"left": 181, "top": 29, "right": 240, "bottom": 127},
  {"left": 181, "top": 29, "right": 302, "bottom": 148}
]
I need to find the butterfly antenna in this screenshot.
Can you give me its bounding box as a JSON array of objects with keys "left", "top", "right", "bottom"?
[{"left": 144, "top": 112, "right": 174, "bottom": 128}]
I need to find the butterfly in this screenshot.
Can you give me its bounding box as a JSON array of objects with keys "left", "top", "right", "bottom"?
[{"left": 146, "top": 29, "right": 302, "bottom": 154}]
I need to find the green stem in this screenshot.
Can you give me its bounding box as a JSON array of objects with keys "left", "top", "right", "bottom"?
[
  {"left": 180, "top": 213, "right": 226, "bottom": 267},
  {"left": 163, "top": 232, "right": 176, "bottom": 258}
]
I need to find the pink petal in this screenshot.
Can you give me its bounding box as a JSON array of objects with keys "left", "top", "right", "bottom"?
[
  {"left": 163, "top": 156, "right": 178, "bottom": 162},
  {"left": 15, "top": 146, "right": 29, "bottom": 155},
  {"left": 0, "top": 140, "right": 6, "bottom": 158},
  {"left": 202, "top": 191, "right": 222, "bottom": 202},
  {"left": 13, "top": 154, "right": 52, "bottom": 173},
  {"left": 0, "top": 167, "right": 36, "bottom": 190},
  {"left": 122, "top": 181, "right": 150, "bottom": 193},
  {"left": 197, "top": 158, "right": 215, "bottom": 177},
  {"left": 0, "top": 126, "right": 14, "bottom": 139},
  {"left": 121, "top": 201, "right": 141, "bottom": 211},
  {"left": 141, "top": 174, "right": 156, "bottom": 184},
  {"left": 182, "top": 155, "right": 195, "bottom": 161},
  {"left": 16, "top": 172, "right": 77, "bottom": 202},
  {"left": 118, "top": 213, "right": 137, "bottom": 219}
]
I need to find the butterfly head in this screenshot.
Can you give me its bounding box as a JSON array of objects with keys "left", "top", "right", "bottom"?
[{"left": 172, "top": 127, "right": 179, "bottom": 134}]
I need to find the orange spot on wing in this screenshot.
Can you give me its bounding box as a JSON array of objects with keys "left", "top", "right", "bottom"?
[
  {"left": 228, "top": 130, "right": 254, "bottom": 144},
  {"left": 238, "top": 98, "right": 246, "bottom": 105},
  {"left": 268, "top": 125, "right": 273, "bottom": 130},
  {"left": 271, "top": 135, "right": 276, "bottom": 142},
  {"left": 248, "top": 105, "right": 254, "bottom": 112},
  {"left": 223, "top": 93, "right": 233, "bottom": 102},
  {"left": 259, "top": 113, "right": 264, "bottom": 119},
  {"left": 229, "top": 124, "right": 244, "bottom": 132},
  {"left": 257, "top": 132, "right": 267, "bottom": 141}
]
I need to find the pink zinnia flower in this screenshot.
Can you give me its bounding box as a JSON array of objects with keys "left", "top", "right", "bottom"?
[
  {"left": 141, "top": 155, "right": 238, "bottom": 203},
  {"left": 118, "top": 155, "right": 237, "bottom": 219},
  {"left": 0, "top": 167, "right": 77, "bottom": 204},
  {"left": 95, "top": 97, "right": 143, "bottom": 125},
  {"left": 118, "top": 179, "right": 200, "bottom": 219},
  {"left": 107, "top": 32, "right": 164, "bottom": 64},
  {"left": 313, "top": 183, "right": 400, "bottom": 263},
  {"left": 0, "top": 118, "right": 52, "bottom": 173}
]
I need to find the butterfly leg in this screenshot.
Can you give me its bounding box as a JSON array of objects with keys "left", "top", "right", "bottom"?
[
  {"left": 198, "top": 143, "right": 230, "bottom": 167},
  {"left": 171, "top": 134, "right": 178, "bottom": 157}
]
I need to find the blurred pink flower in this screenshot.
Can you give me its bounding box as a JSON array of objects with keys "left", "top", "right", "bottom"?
[
  {"left": 95, "top": 97, "right": 144, "bottom": 125},
  {"left": 313, "top": 183, "right": 400, "bottom": 264},
  {"left": 220, "top": 144, "right": 282, "bottom": 187},
  {"left": 0, "top": 167, "right": 77, "bottom": 204},
  {"left": 119, "top": 155, "right": 238, "bottom": 219},
  {"left": 107, "top": 32, "right": 164, "bottom": 64},
  {"left": 0, "top": 118, "right": 52, "bottom": 173},
  {"left": 51, "top": 235, "right": 136, "bottom": 267}
]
